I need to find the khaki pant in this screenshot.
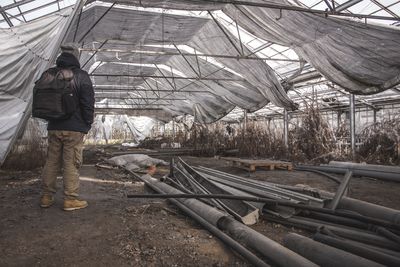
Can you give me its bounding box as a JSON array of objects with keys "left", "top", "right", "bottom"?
[{"left": 42, "top": 130, "right": 84, "bottom": 200}]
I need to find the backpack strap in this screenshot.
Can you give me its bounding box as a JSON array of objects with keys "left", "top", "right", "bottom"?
[{"left": 59, "top": 68, "right": 74, "bottom": 81}]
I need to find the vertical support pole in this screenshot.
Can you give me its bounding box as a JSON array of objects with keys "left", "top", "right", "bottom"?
[
  {"left": 349, "top": 94, "right": 356, "bottom": 160},
  {"left": 243, "top": 109, "right": 248, "bottom": 133},
  {"left": 172, "top": 118, "right": 176, "bottom": 142},
  {"left": 194, "top": 107, "right": 197, "bottom": 144},
  {"left": 337, "top": 111, "right": 341, "bottom": 129},
  {"left": 284, "top": 109, "right": 289, "bottom": 149},
  {"left": 373, "top": 109, "right": 377, "bottom": 124}
]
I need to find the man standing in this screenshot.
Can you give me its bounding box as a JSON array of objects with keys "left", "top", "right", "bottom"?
[{"left": 40, "top": 43, "right": 94, "bottom": 211}]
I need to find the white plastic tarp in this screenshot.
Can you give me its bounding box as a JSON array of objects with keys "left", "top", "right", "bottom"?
[{"left": 0, "top": 10, "right": 71, "bottom": 164}]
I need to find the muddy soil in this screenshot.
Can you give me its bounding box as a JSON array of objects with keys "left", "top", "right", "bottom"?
[{"left": 1, "top": 152, "right": 399, "bottom": 266}]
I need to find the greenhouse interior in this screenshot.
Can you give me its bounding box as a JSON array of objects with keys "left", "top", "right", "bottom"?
[{"left": 1, "top": 0, "right": 400, "bottom": 266}]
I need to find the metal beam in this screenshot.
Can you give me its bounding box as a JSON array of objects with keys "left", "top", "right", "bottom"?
[
  {"left": 349, "top": 94, "right": 356, "bottom": 160},
  {"left": 208, "top": 10, "right": 243, "bottom": 56},
  {"left": 90, "top": 73, "right": 244, "bottom": 82},
  {"left": 93, "top": 87, "right": 215, "bottom": 94},
  {"left": 257, "top": 97, "right": 400, "bottom": 120},
  {"left": 336, "top": 0, "right": 363, "bottom": 12},
  {"left": 246, "top": 42, "right": 272, "bottom": 57},
  {"left": 226, "top": 0, "right": 398, "bottom": 21},
  {"left": 391, "top": 87, "right": 400, "bottom": 94},
  {"left": 0, "top": 7, "right": 13, "bottom": 27},
  {"left": 79, "top": 48, "right": 299, "bottom": 62},
  {"left": 147, "top": 66, "right": 228, "bottom": 106},
  {"left": 323, "top": 0, "right": 334, "bottom": 11},
  {"left": 82, "top": 40, "right": 108, "bottom": 68},
  {"left": 77, "top": 2, "right": 116, "bottom": 43},
  {"left": 72, "top": 3, "right": 84, "bottom": 42},
  {"left": 243, "top": 109, "right": 248, "bottom": 132},
  {"left": 2, "top": 0, "right": 36, "bottom": 10},
  {"left": 13, "top": 0, "right": 27, "bottom": 23},
  {"left": 327, "top": 170, "right": 353, "bottom": 210},
  {"left": 0, "top": 0, "right": 68, "bottom": 25},
  {"left": 173, "top": 43, "right": 200, "bottom": 78},
  {"left": 95, "top": 96, "right": 186, "bottom": 101},
  {"left": 283, "top": 109, "right": 289, "bottom": 149},
  {"left": 155, "top": 64, "right": 177, "bottom": 91},
  {"left": 370, "top": 0, "right": 399, "bottom": 19},
  {"left": 95, "top": 104, "right": 169, "bottom": 108},
  {"left": 95, "top": 107, "right": 169, "bottom": 117}
]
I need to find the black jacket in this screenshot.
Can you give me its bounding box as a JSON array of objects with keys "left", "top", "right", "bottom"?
[{"left": 48, "top": 52, "right": 94, "bottom": 133}]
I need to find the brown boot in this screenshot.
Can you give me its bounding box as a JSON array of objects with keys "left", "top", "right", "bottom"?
[
  {"left": 63, "top": 199, "right": 88, "bottom": 211},
  {"left": 40, "top": 194, "right": 55, "bottom": 208}
]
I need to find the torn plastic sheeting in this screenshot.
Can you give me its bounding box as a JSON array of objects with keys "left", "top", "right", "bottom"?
[
  {"left": 76, "top": 5, "right": 297, "bottom": 122},
  {"left": 0, "top": 9, "right": 72, "bottom": 164},
  {"left": 89, "top": 115, "right": 157, "bottom": 142},
  {"left": 165, "top": 54, "right": 271, "bottom": 111},
  {"left": 97, "top": 0, "right": 400, "bottom": 95},
  {"left": 67, "top": 5, "right": 210, "bottom": 45},
  {"left": 90, "top": 46, "right": 270, "bottom": 113},
  {"left": 188, "top": 20, "right": 298, "bottom": 110},
  {"left": 125, "top": 115, "right": 157, "bottom": 141},
  {"left": 223, "top": 1, "right": 400, "bottom": 95}
]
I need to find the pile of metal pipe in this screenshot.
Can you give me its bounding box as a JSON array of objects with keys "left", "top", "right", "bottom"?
[
  {"left": 190, "top": 164, "right": 400, "bottom": 265},
  {"left": 172, "top": 158, "right": 260, "bottom": 225},
  {"left": 134, "top": 173, "right": 317, "bottom": 267},
  {"left": 126, "top": 159, "right": 400, "bottom": 266}
]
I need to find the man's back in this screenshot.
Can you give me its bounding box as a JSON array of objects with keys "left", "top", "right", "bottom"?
[{"left": 47, "top": 52, "right": 94, "bottom": 134}]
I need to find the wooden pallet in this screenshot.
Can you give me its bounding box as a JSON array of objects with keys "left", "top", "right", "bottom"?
[{"left": 221, "top": 157, "right": 293, "bottom": 172}]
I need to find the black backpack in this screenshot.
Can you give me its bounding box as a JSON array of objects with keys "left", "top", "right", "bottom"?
[{"left": 32, "top": 67, "right": 78, "bottom": 121}]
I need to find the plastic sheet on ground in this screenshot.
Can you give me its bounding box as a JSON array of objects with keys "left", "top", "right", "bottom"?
[{"left": 106, "top": 154, "right": 168, "bottom": 170}]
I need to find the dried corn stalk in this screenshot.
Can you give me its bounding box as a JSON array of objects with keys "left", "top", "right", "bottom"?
[{"left": 358, "top": 116, "right": 400, "bottom": 165}]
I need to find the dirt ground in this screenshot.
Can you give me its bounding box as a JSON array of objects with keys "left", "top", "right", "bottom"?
[{"left": 1, "top": 152, "right": 400, "bottom": 266}]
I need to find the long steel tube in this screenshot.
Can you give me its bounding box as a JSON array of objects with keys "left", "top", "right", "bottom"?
[
  {"left": 283, "top": 233, "right": 384, "bottom": 267},
  {"left": 296, "top": 165, "right": 400, "bottom": 183},
  {"left": 304, "top": 211, "right": 369, "bottom": 229},
  {"left": 314, "top": 233, "right": 400, "bottom": 266},
  {"left": 328, "top": 161, "right": 400, "bottom": 174},
  {"left": 276, "top": 186, "right": 400, "bottom": 226},
  {"left": 263, "top": 215, "right": 400, "bottom": 250}
]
